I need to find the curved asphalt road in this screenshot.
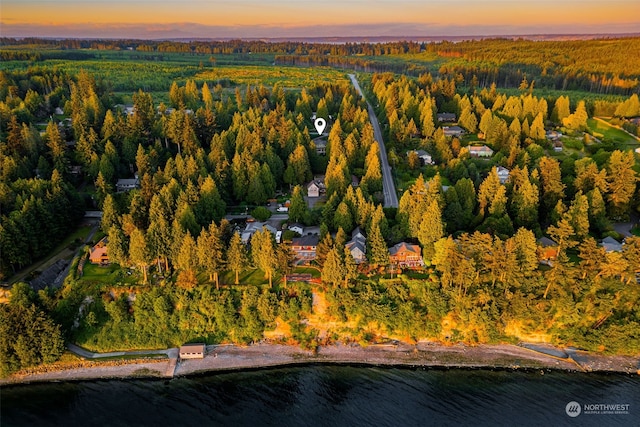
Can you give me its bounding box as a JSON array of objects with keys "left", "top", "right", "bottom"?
[{"left": 348, "top": 74, "right": 398, "bottom": 208}]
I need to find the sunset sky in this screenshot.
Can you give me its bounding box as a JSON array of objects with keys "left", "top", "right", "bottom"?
[{"left": 2, "top": 0, "right": 639, "bottom": 39}]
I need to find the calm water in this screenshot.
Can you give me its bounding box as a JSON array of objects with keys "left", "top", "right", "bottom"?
[{"left": 2, "top": 367, "right": 639, "bottom": 426}]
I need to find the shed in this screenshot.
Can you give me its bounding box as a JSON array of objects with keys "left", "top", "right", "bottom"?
[{"left": 179, "top": 343, "right": 206, "bottom": 359}]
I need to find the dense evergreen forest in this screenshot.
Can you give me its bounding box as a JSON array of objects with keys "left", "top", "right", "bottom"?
[{"left": 0, "top": 39, "right": 639, "bottom": 377}]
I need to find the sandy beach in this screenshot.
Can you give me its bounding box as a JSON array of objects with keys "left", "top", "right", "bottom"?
[{"left": 2, "top": 341, "right": 638, "bottom": 386}]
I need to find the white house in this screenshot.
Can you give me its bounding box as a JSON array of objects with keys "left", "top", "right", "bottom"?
[
  {"left": 288, "top": 223, "right": 304, "bottom": 235},
  {"left": 496, "top": 166, "right": 510, "bottom": 184},
  {"left": 408, "top": 149, "right": 434, "bottom": 165}
]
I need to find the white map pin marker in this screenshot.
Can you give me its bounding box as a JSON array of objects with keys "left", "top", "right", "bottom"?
[{"left": 314, "top": 118, "right": 326, "bottom": 135}]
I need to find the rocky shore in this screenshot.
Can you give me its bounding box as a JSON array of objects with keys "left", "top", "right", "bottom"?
[{"left": 2, "top": 342, "right": 639, "bottom": 386}]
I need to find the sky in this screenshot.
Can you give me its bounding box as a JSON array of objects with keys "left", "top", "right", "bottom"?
[{"left": 2, "top": 0, "right": 640, "bottom": 39}]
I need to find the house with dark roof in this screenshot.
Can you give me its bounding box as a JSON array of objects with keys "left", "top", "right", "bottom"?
[
  {"left": 553, "top": 141, "right": 564, "bottom": 152},
  {"left": 291, "top": 235, "right": 319, "bottom": 262},
  {"left": 437, "top": 113, "right": 456, "bottom": 123},
  {"left": 537, "top": 237, "right": 559, "bottom": 263},
  {"left": 288, "top": 223, "right": 305, "bottom": 235},
  {"left": 346, "top": 227, "right": 367, "bottom": 264},
  {"left": 443, "top": 126, "right": 465, "bottom": 138},
  {"left": 116, "top": 177, "right": 139, "bottom": 192}
]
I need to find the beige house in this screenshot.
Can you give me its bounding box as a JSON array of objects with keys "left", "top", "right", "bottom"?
[
  {"left": 307, "top": 179, "right": 325, "bottom": 198},
  {"left": 468, "top": 145, "right": 494, "bottom": 158},
  {"left": 389, "top": 242, "right": 424, "bottom": 268}
]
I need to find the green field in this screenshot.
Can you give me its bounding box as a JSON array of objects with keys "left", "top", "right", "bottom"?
[
  {"left": 588, "top": 118, "right": 640, "bottom": 145},
  {"left": 196, "top": 65, "right": 348, "bottom": 89},
  {"left": 1, "top": 49, "right": 346, "bottom": 101}
]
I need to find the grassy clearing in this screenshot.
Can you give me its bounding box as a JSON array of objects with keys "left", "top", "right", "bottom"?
[
  {"left": 588, "top": 118, "right": 639, "bottom": 145},
  {"left": 80, "top": 263, "right": 140, "bottom": 285},
  {"left": 195, "top": 65, "right": 348, "bottom": 88}
]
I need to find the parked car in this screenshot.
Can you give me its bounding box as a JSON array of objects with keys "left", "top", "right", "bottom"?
[{"left": 277, "top": 206, "right": 288, "bottom": 212}]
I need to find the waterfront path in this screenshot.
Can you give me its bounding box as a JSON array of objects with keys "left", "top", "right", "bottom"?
[{"left": 67, "top": 343, "right": 179, "bottom": 377}]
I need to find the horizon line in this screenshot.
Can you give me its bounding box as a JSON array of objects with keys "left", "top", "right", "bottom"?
[{"left": 4, "top": 32, "right": 640, "bottom": 43}]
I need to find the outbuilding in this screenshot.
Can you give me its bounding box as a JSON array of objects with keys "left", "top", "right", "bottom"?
[{"left": 179, "top": 343, "right": 206, "bottom": 359}]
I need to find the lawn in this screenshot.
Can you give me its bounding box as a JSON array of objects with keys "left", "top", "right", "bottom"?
[
  {"left": 80, "top": 262, "right": 140, "bottom": 285},
  {"left": 219, "top": 268, "right": 271, "bottom": 287},
  {"left": 588, "top": 118, "right": 639, "bottom": 145},
  {"left": 294, "top": 266, "right": 322, "bottom": 279}
]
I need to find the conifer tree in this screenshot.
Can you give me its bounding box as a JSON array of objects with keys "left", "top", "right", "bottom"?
[
  {"left": 251, "top": 228, "right": 277, "bottom": 286},
  {"left": 418, "top": 200, "right": 445, "bottom": 264},
  {"left": 227, "top": 232, "right": 248, "bottom": 285},
  {"left": 197, "top": 222, "right": 224, "bottom": 288},
  {"left": 606, "top": 150, "right": 638, "bottom": 219},
  {"left": 129, "top": 228, "right": 151, "bottom": 284}
]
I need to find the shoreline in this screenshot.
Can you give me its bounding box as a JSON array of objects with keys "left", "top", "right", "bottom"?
[{"left": 2, "top": 342, "right": 639, "bottom": 386}]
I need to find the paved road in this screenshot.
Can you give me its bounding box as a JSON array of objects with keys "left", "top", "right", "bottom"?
[
  {"left": 348, "top": 74, "right": 398, "bottom": 208},
  {"left": 225, "top": 213, "right": 289, "bottom": 222}
]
